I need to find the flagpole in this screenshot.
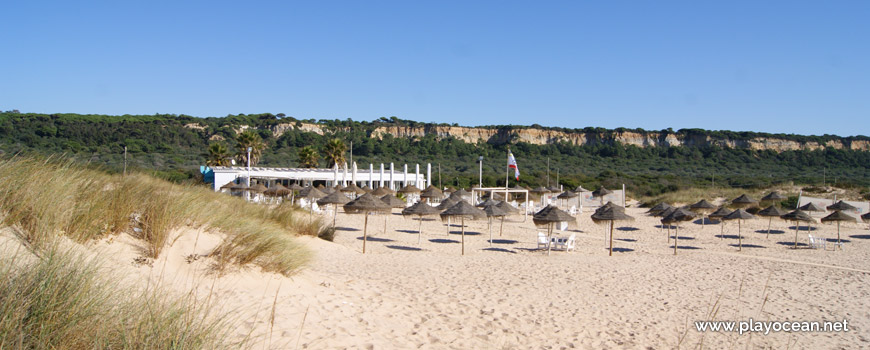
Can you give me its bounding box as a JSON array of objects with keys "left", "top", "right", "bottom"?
[{"left": 505, "top": 148, "right": 510, "bottom": 189}]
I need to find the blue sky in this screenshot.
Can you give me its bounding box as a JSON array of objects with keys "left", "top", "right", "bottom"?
[{"left": 2, "top": 1, "right": 868, "bottom": 136}]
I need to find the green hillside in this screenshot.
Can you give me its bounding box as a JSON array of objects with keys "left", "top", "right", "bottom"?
[{"left": 2, "top": 111, "right": 869, "bottom": 197}]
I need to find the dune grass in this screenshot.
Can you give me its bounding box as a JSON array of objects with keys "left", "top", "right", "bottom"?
[
  {"left": 0, "top": 245, "right": 239, "bottom": 349},
  {"left": 0, "top": 156, "right": 315, "bottom": 275}
]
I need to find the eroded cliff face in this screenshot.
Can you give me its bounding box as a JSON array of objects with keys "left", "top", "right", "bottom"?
[{"left": 369, "top": 126, "right": 870, "bottom": 152}]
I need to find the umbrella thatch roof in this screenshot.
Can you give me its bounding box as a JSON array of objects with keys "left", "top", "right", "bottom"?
[
  {"left": 419, "top": 185, "right": 443, "bottom": 198},
  {"left": 761, "top": 191, "right": 787, "bottom": 201},
  {"left": 298, "top": 186, "right": 326, "bottom": 199},
  {"left": 690, "top": 199, "right": 717, "bottom": 210},
  {"left": 317, "top": 191, "right": 351, "bottom": 206},
  {"left": 595, "top": 202, "right": 623, "bottom": 214},
  {"left": 220, "top": 182, "right": 236, "bottom": 190},
  {"left": 452, "top": 188, "right": 471, "bottom": 197},
  {"left": 662, "top": 208, "right": 695, "bottom": 223},
  {"left": 230, "top": 183, "right": 250, "bottom": 191},
  {"left": 440, "top": 200, "right": 486, "bottom": 220},
  {"left": 333, "top": 184, "right": 346, "bottom": 191},
  {"left": 436, "top": 196, "right": 460, "bottom": 211},
  {"left": 380, "top": 195, "right": 406, "bottom": 208},
  {"left": 862, "top": 212, "right": 870, "bottom": 223},
  {"left": 557, "top": 191, "right": 578, "bottom": 199},
  {"left": 731, "top": 194, "right": 757, "bottom": 205},
  {"left": 264, "top": 183, "right": 291, "bottom": 196},
  {"left": 481, "top": 192, "right": 505, "bottom": 201},
  {"left": 320, "top": 186, "right": 335, "bottom": 194},
  {"left": 781, "top": 210, "right": 815, "bottom": 222},
  {"left": 342, "top": 183, "right": 366, "bottom": 194},
  {"left": 343, "top": 193, "right": 391, "bottom": 214},
  {"left": 591, "top": 206, "right": 635, "bottom": 223},
  {"left": 371, "top": 187, "right": 394, "bottom": 196},
  {"left": 361, "top": 186, "right": 373, "bottom": 193},
  {"left": 495, "top": 201, "right": 520, "bottom": 214},
  {"left": 827, "top": 201, "right": 858, "bottom": 212},
  {"left": 444, "top": 187, "right": 457, "bottom": 194},
  {"left": 655, "top": 206, "right": 678, "bottom": 218},
  {"left": 533, "top": 205, "right": 575, "bottom": 224},
  {"left": 481, "top": 203, "right": 509, "bottom": 217},
  {"left": 547, "top": 185, "right": 562, "bottom": 193},
  {"left": 708, "top": 207, "right": 733, "bottom": 218},
  {"left": 592, "top": 186, "right": 612, "bottom": 198},
  {"left": 402, "top": 201, "right": 441, "bottom": 216},
  {"left": 398, "top": 185, "right": 422, "bottom": 194},
  {"left": 573, "top": 186, "right": 587, "bottom": 192},
  {"left": 647, "top": 202, "right": 672, "bottom": 215},
  {"left": 757, "top": 205, "right": 788, "bottom": 217},
  {"left": 821, "top": 210, "right": 858, "bottom": 223},
  {"left": 530, "top": 186, "right": 549, "bottom": 194},
  {"left": 476, "top": 198, "right": 500, "bottom": 208},
  {"left": 799, "top": 202, "right": 826, "bottom": 212},
  {"left": 723, "top": 208, "right": 755, "bottom": 221},
  {"left": 287, "top": 183, "right": 304, "bottom": 191}
]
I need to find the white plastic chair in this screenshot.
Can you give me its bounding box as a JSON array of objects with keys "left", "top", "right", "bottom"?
[
  {"left": 808, "top": 234, "right": 826, "bottom": 250},
  {"left": 537, "top": 232, "right": 550, "bottom": 250},
  {"left": 552, "top": 234, "right": 576, "bottom": 252}
]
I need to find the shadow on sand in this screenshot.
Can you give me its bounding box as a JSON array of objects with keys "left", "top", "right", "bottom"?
[
  {"left": 429, "top": 238, "right": 460, "bottom": 244},
  {"left": 776, "top": 241, "right": 808, "bottom": 248},
  {"left": 755, "top": 229, "right": 785, "bottom": 234},
  {"left": 669, "top": 236, "right": 696, "bottom": 240},
  {"left": 669, "top": 245, "right": 702, "bottom": 250},
  {"left": 386, "top": 245, "right": 423, "bottom": 251},
  {"left": 715, "top": 235, "right": 743, "bottom": 240},
  {"left": 482, "top": 247, "right": 517, "bottom": 254},
  {"left": 396, "top": 229, "right": 420, "bottom": 234},
  {"left": 336, "top": 227, "right": 360, "bottom": 231},
  {"left": 849, "top": 234, "right": 870, "bottom": 240},
  {"left": 449, "top": 231, "right": 481, "bottom": 236},
  {"left": 787, "top": 225, "right": 818, "bottom": 231},
  {"left": 488, "top": 239, "right": 519, "bottom": 244},
  {"left": 608, "top": 247, "right": 635, "bottom": 253},
  {"left": 729, "top": 244, "right": 766, "bottom": 249},
  {"left": 356, "top": 236, "right": 393, "bottom": 242},
  {"left": 615, "top": 238, "right": 637, "bottom": 242}
]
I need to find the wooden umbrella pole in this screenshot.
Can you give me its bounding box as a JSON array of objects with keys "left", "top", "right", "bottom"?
[
  {"left": 418, "top": 217, "right": 423, "bottom": 246},
  {"left": 720, "top": 222, "right": 724, "bottom": 239},
  {"left": 609, "top": 220, "right": 614, "bottom": 256},
  {"left": 333, "top": 204, "right": 338, "bottom": 228},
  {"left": 738, "top": 220, "right": 742, "bottom": 251},
  {"left": 363, "top": 213, "right": 368, "bottom": 254},
  {"left": 461, "top": 216, "right": 466, "bottom": 256},
  {"left": 793, "top": 221, "right": 799, "bottom": 249},
  {"left": 447, "top": 217, "right": 450, "bottom": 235},
  {"left": 674, "top": 225, "right": 678, "bottom": 255},
  {"left": 547, "top": 223, "right": 553, "bottom": 256},
  {"left": 499, "top": 216, "right": 505, "bottom": 237},
  {"left": 488, "top": 217, "right": 493, "bottom": 247},
  {"left": 837, "top": 221, "right": 841, "bottom": 247},
  {"left": 384, "top": 213, "right": 388, "bottom": 235},
  {"left": 766, "top": 217, "right": 772, "bottom": 239},
  {"left": 667, "top": 224, "right": 670, "bottom": 243}
]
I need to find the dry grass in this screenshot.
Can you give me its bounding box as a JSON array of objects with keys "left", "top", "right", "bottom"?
[
  {"left": 0, "top": 245, "right": 239, "bottom": 349},
  {"left": 638, "top": 186, "right": 798, "bottom": 207},
  {"left": 0, "top": 156, "right": 314, "bottom": 275}
]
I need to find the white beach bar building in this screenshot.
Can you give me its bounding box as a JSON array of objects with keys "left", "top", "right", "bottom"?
[{"left": 211, "top": 162, "right": 430, "bottom": 192}]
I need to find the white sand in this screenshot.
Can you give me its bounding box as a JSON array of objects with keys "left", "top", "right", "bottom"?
[{"left": 6, "top": 206, "right": 869, "bottom": 349}]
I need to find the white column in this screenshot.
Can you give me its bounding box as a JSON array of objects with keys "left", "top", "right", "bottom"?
[
  {"left": 390, "top": 163, "right": 395, "bottom": 190},
  {"left": 333, "top": 165, "right": 338, "bottom": 187},
  {"left": 427, "top": 163, "right": 431, "bottom": 187},
  {"left": 415, "top": 164, "right": 420, "bottom": 187},
  {"left": 369, "top": 164, "right": 374, "bottom": 188},
  {"left": 352, "top": 162, "right": 357, "bottom": 185},
  {"left": 403, "top": 164, "right": 408, "bottom": 188},
  {"left": 343, "top": 162, "right": 348, "bottom": 186},
  {"left": 380, "top": 163, "right": 385, "bottom": 188}
]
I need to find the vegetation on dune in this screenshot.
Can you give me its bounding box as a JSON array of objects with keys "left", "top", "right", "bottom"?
[
  {"left": 0, "top": 247, "right": 239, "bottom": 349},
  {"left": 1, "top": 111, "right": 868, "bottom": 198},
  {"left": 0, "top": 156, "right": 315, "bottom": 275}
]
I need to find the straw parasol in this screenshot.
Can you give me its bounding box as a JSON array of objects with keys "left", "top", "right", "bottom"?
[
  {"left": 398, "top": 184, "right": 422, "bottom": 194},
  {"left": 249, "top": 183, "right": 268, "bottom": 192},
  {"left": 333, "top": 184, "right": 346, "bottom": 192},
  {"left": 662, "top": 208, "right": 695, "bottom": 254},
  {"left": 592, "top": 206, "right": 635, "bottom": 256},
  {"left": 419, "top": 185, "right": 443, "bottom": 202},
  {"left": 298, "top": 186, "right": 327, "bottom": 221},
  {"left": 264, "top": 183, "right": 290, "bottom": 197},
  {"left": 321, "top": 186, "right": 335, "bottom": 194},
  {"left": 371, "top": 186, "right": 394, "bottom": 196},
  {"left": 557, "top": 190, "right": 578, "bottom": 208},
  {"left": 781, "top": 210, "right": 815, "bottom": 249},
  {"left": 530, "top": 186, "right": 549, "bottom": 194},
  {"left": 592, "top": 186, "right": 613, "bottom": 206},
  {"left": 481, "top": 202, "right": 509, "bottom": 247},
  {"left": 402, "top": 201, "right": 441, "bottom": 245},
  {"left": 452, "top": 188, "right": 471, "bottom": 198},
  {"left": 317, "top": 191, "right": 351, "bottom": 228},
  {"left": 707, "top": 206, "right": 733, "bottom": 238},
  {"left": 821, "top": 210, "right": 857, "bottom": 247},
  {"left": 343, "top": 193, "right": 392, "bottom": 253},
  {"left": 827, "top": 200, "right": 858, "bottom": 212},
  {"left": 444, "top": 187, "right": 457, "bottom": 194},
  {"left": 730, "top": 194, "right": 757, "bottom": 208},
  {"left": 476, "top": 198, "right": 500, "bottom": 208},
  {"left": 761, "top": 191, "right": 787, "bottom": 205},
  {"left": 380, "top": 194, "right": 406, "bottom": 234},
  {"left": 798, "top": 202, "right": 826, "bottom": 213},
  {"left": 440, "top": 200, "right": 486, "bottom": 255},
  {"left": 647, "top": 202, "right": 672, "bottom": 216},
  {"left": 342, "top": 183, "right": 366, "bottom": 196},
  {"left": 547, "top": 185, "right": 562, "bottom": 193},
  {"left": 863, "top": 212, "right": 870, "bottom": 227},
  {"left": 756, "top": 205, "right": 788, "bottom": 238},
  {"left": 361, "top": 185, "right": 373, "bottom": 193},
  {"left": 229, "top": 183, "right": 250, "bottom": 192},
  {"left": 722, "top": 209, "right": 755, "bottom": 251},
  {"left": 495, "top": 200, "right": 520, "bottom": 215},
  {"left": 220, "top": 182, "right": 236, "bottom": 191},
  {"left": 689, "top": 199, "right": 717, "bottom": 229},
  {"left": 287, "top": 183, "right": 304, "bottom": 205},
  {"left": 533, "top": 205, "right": 575, "bottom": 256}
]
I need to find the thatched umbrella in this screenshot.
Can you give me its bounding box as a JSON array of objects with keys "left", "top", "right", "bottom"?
[
  {"left": 495, "top": 201, "right": 520, "bottom": 215},
  {"left": 533, "top": 205, "right": 575, "bottom": 256},
  {"left": 248, "top": 183, "right": 268, "bottom": 202},
  {"left": 361, "top": 185, "right": 373, "bottom": 193},
  {"left": 827, "top": 200, "right": 858, "bottom": 212},
  {"left": 654, "top": 206, "right": 678, "bottom": 235},
  {"left": 444, "top": 186, "right": 457, "bottom": 194},
  {"left": 342, "top": 183, "right": 366, "bottom": 197},
  {"left": 436, "top": 196, "right": 460, "bottom": 234},
  {"left": 662, "top": 208, "right": 695, "bottom": 255},
  {"left": 321, "top": 186, "right": 335, "bottom": 194},
  {"left": 757, "top": 205, "right": 788, "bottom": 238},
  {"left": 547, "top": 185, "right": 562, "bottom": 193},
  {"left": 264, "top": 183, "right": 290, "bottom": 197},
  {"left": 287, "top": 183, "right": 304, "bottom": 205},
  {"left": 317, "top": 191, "right": 351, "bottom": 228},
  {"left": 333, "top": 184, "right": 346, "bottom": 192},
  {"left": 761, "top": 191, "right": 787, "bottom": 206},
  {"left": 476, "top": 198, "right": 500, "bottom": 208},
  {"left": 781, "top": 210, "right": 816, "bottom": 249},
  {"left": 708, "top": 207, "right": 733, "bottom": 238},
  {"left": 452, "top": 188, "right": 472, "bottom": 199},
  {"left": 592, "top": 186, "right": 613, "bottom": 206},
  {"left": 557, "top": 191, "right": 578, "bottom": 208},
  {"left": 402, "top": 201, "right": 441, "bottom": 245},
  {"left": 440, "top": 201, "right": 486, "bottom": 255},
  {"left": 229, "top": 183, "right": 250, "bottom": 194},
  {"left": 647, "top": 202, "right": 672, "bottom": 216},
  {"left": 220, "top": 181, "right": 236, "bottom": 193},
  {"left": 722, "top": 209, "right": 755, "bottom": 251},
  {"left": 481, "top": 203, "right": 509, "bottom": 247},
  {"left": 863, "top": 212, "right": 870, "bottom": 229},
  {"left": 592, "top": 206, "right": 635, "bottom": 256},
  {"left": 371, "top": 186, "right": 394, "bottom": 196},
  {"left": 398, "top": 184, "right": 422, "bottom": 195},
  {"left": 380, "top": 194, "right": 406, "bottom": 234},
  {"left": 689, "top": 199, "right": 717, "bottom": 229},
  {"left": 821, "top": 210, "right": 857, "bottom": 247},
  {"left": 419, "top": 185, "right": 443, "bottom": 203},
  {"left": 344, "top": 193, "right": 392, "bottom": 254},
  {"left": 799, "top": 202, "right": 826, "bottom": 213},
  {"left": 731, "top": 194, "right": 757, "bottom": 208},
  {"left": 298, "top": 186, "right": 327, "bottom": 221}
]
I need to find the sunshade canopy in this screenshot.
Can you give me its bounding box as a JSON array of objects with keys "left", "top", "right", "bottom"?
[
  {"left": 317, "top": 191, "right": 351, "bottom": 206},
  {"left": 799, "top": 202, "right": 826, "bottom": 212},
  {"left": 371, "top": 187, "right": 395, "bottom": 196},
  {"left": 380, "top": 195, "right": 406, "bottom": 208},
  {"left": 343, "top": 193, "right": 391, "bottom": 214},
  {"left": 533, "top": 205, "right": 575, "bottom": 225},
  {"left": 647, "top": 202, "right": 672, "bottom": 215},
  {"left": 827, "top": 201, "right": 858, "bottom": 212},
  {"left": 731, "top": 194, "right": 758, "bottom": 205},
  {"left": 708, "top": 207, "right": 733, "bottom": 218},
  {"left": 781, "top": 210, "right": 815, "bottom": 222},
  {"left": 821, "top": 210, "right": 858, "bottom": 223},
  {"left": 440, "top": 200, "right": 486, "bottom": 219},
  {"left": 298, "top": 186, "right": 326, "bottom": 199},
  {"left": 402, "top": 201, "right": 441, "bottom": 216},
  {"left": 761, "top": 191, "right": 788, "bottom": 201},
  {"left": 591, "top": 206, "right": 635, "bottom": 222},
  {"left": 592, "top": 187, "right": 612, "bottom": 197},
  {"left": 557, "top": 191, "right": 578, "bottom": 199},
  {"left": 756, "top": 205, "right": 788, "bottom": 217},
  {"left": 690, "top": 199, "right": 717, "bottom": 210},
  {"left": 723, "top": 208, "right": 755, "bottom": 221},
  {"left": 398, "top": 185, "right": 422, "bottom": 194}
]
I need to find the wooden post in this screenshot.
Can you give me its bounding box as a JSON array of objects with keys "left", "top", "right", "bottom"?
[
  {"left": 461, "top": 216, "right": 466, "bottom": 256},
  {"left": 738, "top": 220, "right": 742, "bottom": 251},
  {"left": 488, "top": 217, "right": 493, "bottom": 247},
  {"left": 793, "top": 221, "right": 799, "bottom": 249},
  {"left": 333, "top": 204, "right": 338, "bottom": 228},
  {"left": 609, "top": 220, "right": 614, "bottom": 256},
  {"left": 837, "top": 221, "right": 841, "bottom": 247},
  {"left": 766, "top": 217, "right": 772, "bottom": 239},
  {"left": 547, "top": 223, "right": 553, "bottom": 256},
  {"left": 363, "top": 214, "right": 369, "bottom": 254},
  {"left": 418, "top": 217, "right": 423, "bottom": 246},
  {"left": 499, "top": 216, "right": 505, "bottom": 237},
  {"left": 674, "top": 225, "right": 679, "bottom": 255}
]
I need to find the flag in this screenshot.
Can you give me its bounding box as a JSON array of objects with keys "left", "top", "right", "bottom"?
[{"left": 507, "top": 151, "right": 519, "bottom": 180}]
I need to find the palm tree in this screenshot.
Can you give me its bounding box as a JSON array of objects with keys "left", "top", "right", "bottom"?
[
  {"left": 206, "top": 143, "right": 231, "bottom": 167},
  {"left": 235, "top": 130, "right": 266, "bottom": 166},
  {"left": 298, "top": 146, "right": 319, "bottom": 168},
  {"left": 324, "top": 138, "right": 347, "bottom": 168}
]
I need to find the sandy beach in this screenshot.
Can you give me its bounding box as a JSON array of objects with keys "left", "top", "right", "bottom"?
[{"left": 22, "top": 203, "right": 869, "bottom": 349}]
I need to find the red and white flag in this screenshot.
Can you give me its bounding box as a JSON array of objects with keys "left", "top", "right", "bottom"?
[{"left": 507, "top": 151, "right": 519, "bottom": 180}]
